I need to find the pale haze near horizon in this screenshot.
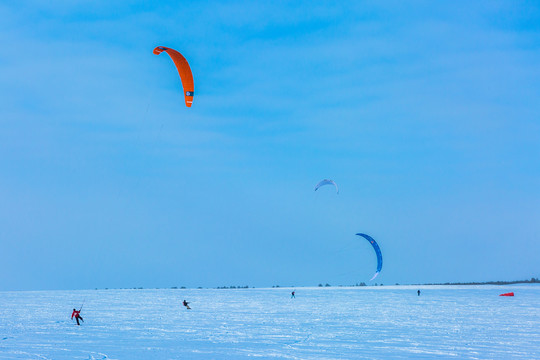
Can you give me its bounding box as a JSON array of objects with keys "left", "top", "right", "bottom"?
[{"left": 0, "top": 1, "right": 539, "bottom": 291}]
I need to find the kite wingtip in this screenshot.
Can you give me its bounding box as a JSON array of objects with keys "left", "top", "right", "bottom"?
[{"left": 370, "top": 272, "right": 380, "bottom": 281}]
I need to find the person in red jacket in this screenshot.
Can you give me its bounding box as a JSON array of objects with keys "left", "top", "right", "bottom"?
[{"left": 71, "top": 308, "right": 84, "bottom": 325}]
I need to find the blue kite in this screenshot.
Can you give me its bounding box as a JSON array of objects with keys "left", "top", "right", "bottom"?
[{"left": 356, "top": 233, "right": 383, "bottom": 281}]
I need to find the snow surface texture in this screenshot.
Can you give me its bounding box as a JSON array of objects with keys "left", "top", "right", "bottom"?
[{"left": 0, "top": 285, "right": 539, "bottom": 359}]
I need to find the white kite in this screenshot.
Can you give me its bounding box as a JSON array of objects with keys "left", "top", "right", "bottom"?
[{"left": 314, "top": 179, "right": 339, "bottom": 194}]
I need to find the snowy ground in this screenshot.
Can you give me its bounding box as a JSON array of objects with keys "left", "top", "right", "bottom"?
[{"left": 0, "top": 285, "right": 539, "bottom": 359}]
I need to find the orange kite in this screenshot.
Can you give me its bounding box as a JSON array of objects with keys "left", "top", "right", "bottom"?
[{"left": 153, "top": 46, "right": 194, "bottom": 107}]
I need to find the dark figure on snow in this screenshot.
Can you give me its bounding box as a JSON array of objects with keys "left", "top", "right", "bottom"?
[
  {"left": 291, "top": 291, "right": 295, "bottom": 299},
  {"left": 417, "top": 290, "right": 421, "bottom": 296},
  {"left": 183, "top": 300, "right": 191, "bottom": 310},
  {"left": 71, "top": 308, "right": 84, "bottom": 325}
]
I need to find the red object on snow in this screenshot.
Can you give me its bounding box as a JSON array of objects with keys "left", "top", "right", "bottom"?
[{"left": 499, "top": 292, "right": 514, "bottom": 296}]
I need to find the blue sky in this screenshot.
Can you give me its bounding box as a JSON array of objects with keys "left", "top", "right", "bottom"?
[{"left": 1, "top": 1, "right": 539, "bottom": 290}]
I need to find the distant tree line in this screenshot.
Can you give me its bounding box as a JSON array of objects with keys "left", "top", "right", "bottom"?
[
  {"left": 92, "top": 278, "right": 539, "bottom": 291},
  {"left": 216, "top": 285, "right": 251, "bottom": 289},
  {"left": 418, "top": 278, "right": 539, "bottom": 286}
]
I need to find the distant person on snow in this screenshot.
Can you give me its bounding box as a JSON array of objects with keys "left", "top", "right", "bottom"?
[
  {"left": 417, "top": 290, "right": 421, "bottom": 296},
  {"left": 291, "top": 291, "right": 295, "bottom": 299},
  {"left": 71, "top": 308, "right": 84, "bottom": 325},
  {"left": 183, "top": 300, "right": 191, "bottom": 310}
]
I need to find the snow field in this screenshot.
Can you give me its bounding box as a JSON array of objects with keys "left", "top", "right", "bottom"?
[{"left": 1, "top": 285, "right": 539, "bottom": 359}]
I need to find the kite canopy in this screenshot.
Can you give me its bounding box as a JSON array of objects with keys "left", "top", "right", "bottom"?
[
  {"left": 356, "top": 233, "right": 383, "bottom": 281},
  {"left": 314, "top": 179, "right": 339, "bottom": 194},
  {"left": 153, "top": 46, "right": 194, "bottom": 107}
]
